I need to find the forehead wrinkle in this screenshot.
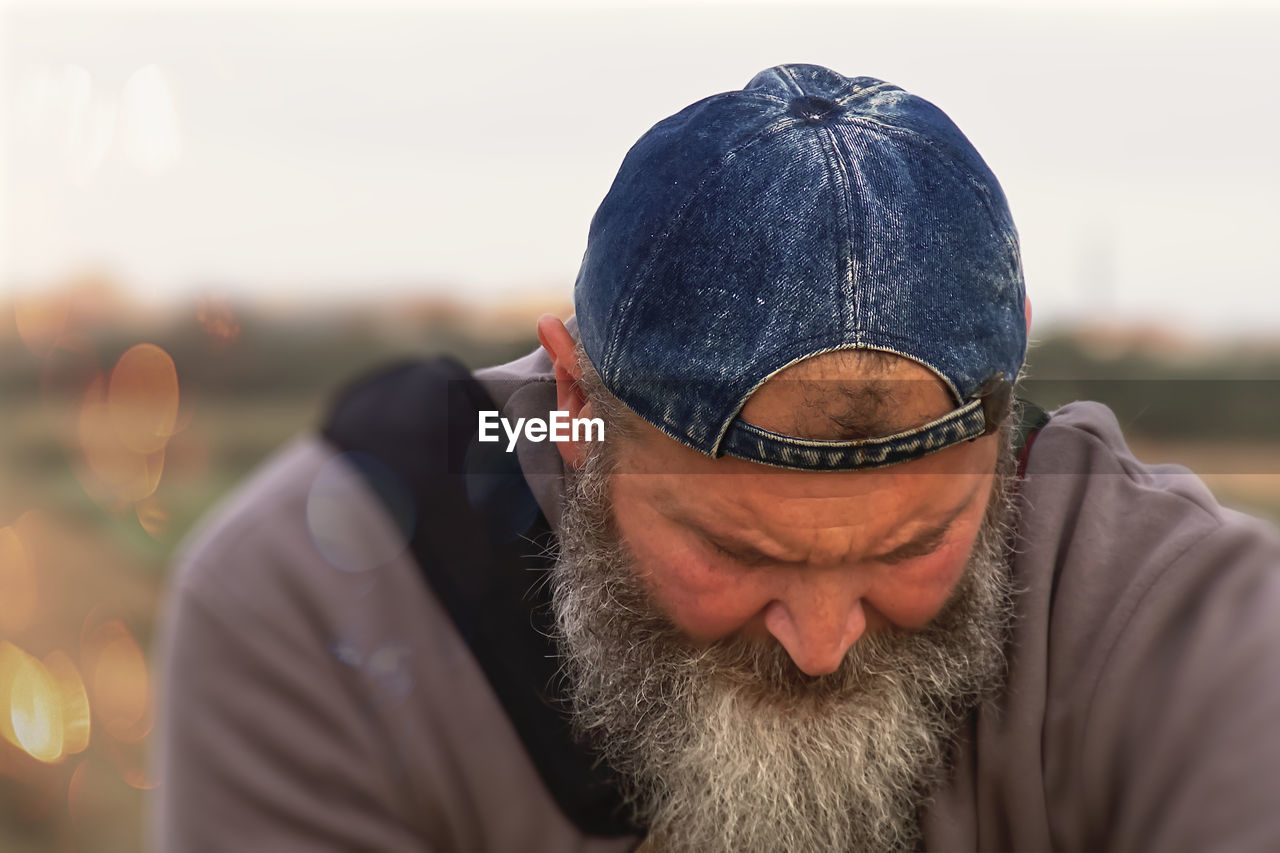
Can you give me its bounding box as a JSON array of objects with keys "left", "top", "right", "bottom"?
[
  {"left": 637, "top": 447, "right": 990, "bottom": 564},
  {"left": 772, "top": 499, "right": 973, "bottom": 568},
  {"left": 649, "top": 480, "right": 816, "bottom": 562},
  {"left": 649, "top": 479, "right": 762, "bottom": 535},
  {"left": 772, "top": 475, "right": 982, "bottom": 547}
]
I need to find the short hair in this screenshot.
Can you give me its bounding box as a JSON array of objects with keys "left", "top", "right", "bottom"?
[
  {"left": 574, "top": 339, "right": 643, "bottom": 446},
  {"left": 573, "top": 339, "right": 1020, "bottom": 467}
]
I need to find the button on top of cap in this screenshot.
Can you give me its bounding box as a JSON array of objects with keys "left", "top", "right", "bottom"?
[{"left": 788, "top": 94, "right": 840, "bottom": 124}]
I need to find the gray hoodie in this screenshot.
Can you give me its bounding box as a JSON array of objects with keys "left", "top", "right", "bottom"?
[{"left": 149, "top": 346, "right": 1280, "bottom": 852}]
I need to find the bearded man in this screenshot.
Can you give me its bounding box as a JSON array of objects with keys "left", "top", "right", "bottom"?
[{"left": 151, "top": 65, "right": 1280, "bottom": 852}]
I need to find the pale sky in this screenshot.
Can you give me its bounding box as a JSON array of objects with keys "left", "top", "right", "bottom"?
[{"left": 2, "top": 1, "right": 1278, "bottom": 335}]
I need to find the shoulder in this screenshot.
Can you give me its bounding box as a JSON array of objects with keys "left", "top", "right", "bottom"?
[
  {"left": 1010, "top": 400, "right": 1280, "bottom": 850},
  {"left": 1023, "top": 399, "right": 1224, "bottom": 526},
  {"left": 1015, "top": 399, "right": 1277, "bottom": 665},
  {"left": 169, "top": 346, "right": 555, "bottom": 640},
  {"left": 168, "top": 351, "right": 498, "bottom": 647},
  {"left": 156, "top": 423, "right": 544, "bottom": 847},
  {"left": 154, "top": 433, "right": 459, "bottom": 847},
  {"left": 162, "top": 433, "right": 457, "bottom": 735},
  {"left": 170, "top": 433, "right": 422, "bottom": 614},
  {"left": 156, "top": 357, "right": 614, "bottom": 849},
  {"left": 1014, "top": 400, "right": 1252, "bottom": 605},
  {"left": 169, "top": 435, "right": 343, "bottom": 607}
]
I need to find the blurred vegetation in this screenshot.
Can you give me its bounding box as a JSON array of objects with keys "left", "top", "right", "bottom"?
[
  {"left": 1023, "top": 331, "right": 1280, "bottom": 440},
  {"left": 0, "top": 296, "right": 1277, "bottom": 852},
  {"left": 1, "top": 302, "right": 543, "bottom": 550},
  {"left": 0, "top": 297, "right": 545, "bottom": 853}
]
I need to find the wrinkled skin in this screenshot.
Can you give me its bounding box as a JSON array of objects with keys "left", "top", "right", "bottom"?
[{"left": 537, "top": 315, "right": 1019, "bottom": 852}]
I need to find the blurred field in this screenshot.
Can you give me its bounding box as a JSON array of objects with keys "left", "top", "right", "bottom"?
[
  {"left": 0, "top": 290, "right": 545, "bottom": 852},
  {"left": 0, "top": 289, "right": 1277, "bottom": 852}
]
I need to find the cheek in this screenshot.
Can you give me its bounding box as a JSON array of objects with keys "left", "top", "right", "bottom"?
[
  {"left": 618, "top": 529, "right": 769, "bottom": 643},
  {"left": 867, "top": 541, "right": 973, "bottom": 629}
]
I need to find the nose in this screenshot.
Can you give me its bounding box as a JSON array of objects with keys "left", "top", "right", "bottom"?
[{"left": 762, "top": 573, "right": 868, "bottom": 676}]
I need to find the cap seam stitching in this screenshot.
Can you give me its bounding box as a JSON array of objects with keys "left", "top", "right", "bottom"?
[
  {"left": 833, "top": 81, "right": 898, "bottom": 106},
  {"left": 748, "top": 329, "right": 966, "bottom": 399},
  {"left": 720, "top": 443, "right": 957, "bottom": 472},
  {"left": 699, "top": 90, "right": 791, "bottom": 109},
  {"left": 774, "top": 64, "right": 807, "bottom": 97},
  {"left": 839, "top": 115, "right": 1018, "bottom": 252},
  {"left": 818, "top": 123, "right": 861, "bottom": 340},
  {"left": 600, "top": 114, "right": 797, "bottom": 379},
  {"left": 732, "top": 399, "right": 984, "bottom": 449},
  {"left": 833, "top": 115, "right": 1025, "bottom": 361}
]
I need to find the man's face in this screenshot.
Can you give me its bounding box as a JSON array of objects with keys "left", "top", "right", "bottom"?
[
  {"left": 549, "top": 352, "right": 1019, "bottom": 852},
  {"left": 611, "top": 350, "right": 1001, "bottom": 673}
]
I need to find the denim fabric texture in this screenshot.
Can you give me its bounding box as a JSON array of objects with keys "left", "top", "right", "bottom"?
[{"left": 574, "top": 63, "right": 1027, "bottom": 470}]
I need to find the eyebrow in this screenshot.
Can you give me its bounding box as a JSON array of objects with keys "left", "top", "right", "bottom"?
[
  {"left": 696, "top": 528, "right": 805, "bottom": 568},
  {"left": 869, "top": 518, "right": 957, "bottom": 565},
  {"left": 678, "top": 500, "right": 970, "bottom": 569}
]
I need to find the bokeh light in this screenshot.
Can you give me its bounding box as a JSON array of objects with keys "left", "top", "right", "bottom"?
[
  {"left": 43, "top": 652, "right": 91, "bottom": 758},
  {"left": 59, "top": 64, "right": 115, "bottom": 188},
  {"left": 0, "top": 643, "right": 65, "bottom": 764},
  {"left": 196, "top": 294, "right": 241, "bottom": 345},
  {"left": 134, "top": 498, "right": 169, "bottom": 540},
  {"left": 78, "top": 374, "right": 167, "bottom": 505},
  {"left": 80, "top": 621, "right": 150, "bottom": 744},
  {"left": 107, "top": 343, "right": 179, "bottom": 455},
  {"left": 118, "top": 64, "right": 182, "bottom": 177},
  {"left": 13, "top": 291, "right": 70, "bottom": 359},
  {"left": 0, "top": 642, "right": 24, "bottom": 748},
  {"left": 10, "top": 656, "right": 64, "bottom": 763}
]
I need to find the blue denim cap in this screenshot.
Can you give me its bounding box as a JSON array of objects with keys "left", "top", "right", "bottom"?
[{"left": 574, "top": 64, "right": 1026, "bottom": 471}]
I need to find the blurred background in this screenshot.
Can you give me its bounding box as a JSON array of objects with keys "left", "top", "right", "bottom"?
[{"left": 1, "top": 0, "right": 1277, "bottom": 849}]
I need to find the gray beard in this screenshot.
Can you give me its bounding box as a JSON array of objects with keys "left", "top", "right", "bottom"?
[{"left": 548, "top": 437, "right": 1019, "bottom": 853}]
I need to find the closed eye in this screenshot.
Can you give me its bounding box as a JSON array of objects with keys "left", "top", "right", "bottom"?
[
  {"left": 703, "top": 535, "right": 796, "bottom": 568},
  {"left": 872, "top": 524, "right": 952, "bottom": 565},
  {"left": 697, "top": 516, "right": 959, "bottom": 569}
]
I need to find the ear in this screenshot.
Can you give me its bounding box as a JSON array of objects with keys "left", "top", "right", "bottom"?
[
  {"left": 536, "top": 314, "right": 594, "bottom": 469},
  {"left": 1024, "top": 296, "right": 1033, "bottom": 335}
]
